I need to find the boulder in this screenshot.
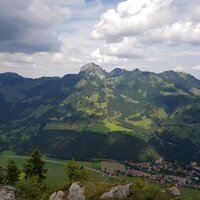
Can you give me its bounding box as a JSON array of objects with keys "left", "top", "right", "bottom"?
[
  {"left": 49, "top": 191, "right": 66, "bottom": 200},
  {"left": 101, "top": 184, "right": 133, "bottom": 199},
  {"left": 0, "top": 186, "right": 16, "bottom": 200},
  {"left": 169, "top": 187, "right": 181, "bottom": 199},
  {"left": 67, "top": 182, "right": 85, "bottom": 200}
]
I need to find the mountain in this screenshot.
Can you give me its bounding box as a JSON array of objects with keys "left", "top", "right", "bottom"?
[
  {"left": 80, "top": 63, "right": 108, "bottom": 79},
  {"left": 0, "top": 64, "right": 200, "bottom": 163}
]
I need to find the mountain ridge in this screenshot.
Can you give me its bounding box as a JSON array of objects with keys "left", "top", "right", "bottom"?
[
  {"left": 1, "top": 64, "right": 199, "bottom": 80},
  {"left": 0, "top": 63, "right": 200, "bottom": 163}
]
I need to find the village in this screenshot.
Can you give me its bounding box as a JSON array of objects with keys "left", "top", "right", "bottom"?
[{"left": 101, "top": 160, "right": 200, "bottom": 189}]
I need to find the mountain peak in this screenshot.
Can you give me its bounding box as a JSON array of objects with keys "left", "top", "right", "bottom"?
[
  {"left": 109, "top": 68, "right": 126, "bottom": 77},
  {"left": 0, "top": 72, "right": 23, "bottom": 79},
  {"left": 80, "top": 63, "right": 108, "bottom": 79},
  {"left": 0, "top": 72, "right": 25, "bottom": 86}
]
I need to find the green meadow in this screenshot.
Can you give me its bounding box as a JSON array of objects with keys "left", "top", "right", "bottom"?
[
  {"left": 0, "top": 151, "right": 119, "bottom": 185},
  {"left": 0, "top": 151, "right": 199, "bottom": 199}
]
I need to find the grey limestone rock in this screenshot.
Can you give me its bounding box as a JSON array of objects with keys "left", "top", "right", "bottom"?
[
  {"left": 67, "top": 182, "right": 85, "bottom": 200},
  {"left": 101, "top": 184, "right": 133, "bottom": 199}
]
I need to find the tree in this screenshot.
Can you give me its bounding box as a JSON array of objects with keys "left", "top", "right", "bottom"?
[
  {"left": 66, "top": 160, "right": 88, "bottom": 182},
  {"left": 23, "top": 149, "right": 47, "bottom": 182},
  {"left": 0, "top": 166, "right": 5, "bottom": 184},
  {"left": 5, "top": 160, "right": 20, "bottom": 185}
]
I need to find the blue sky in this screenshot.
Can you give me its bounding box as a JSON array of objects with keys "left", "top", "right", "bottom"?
[{"left": 0, "top": 0, "right": 200, "bottom": 78}]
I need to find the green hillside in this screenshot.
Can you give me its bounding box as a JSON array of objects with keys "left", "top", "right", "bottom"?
[{"left": 0, "top": 63, "right": 200, "bottom": 163}]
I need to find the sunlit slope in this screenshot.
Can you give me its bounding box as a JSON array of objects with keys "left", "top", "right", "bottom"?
[{"left": 0, "top": 64, "right": 200, "bottom": 162}]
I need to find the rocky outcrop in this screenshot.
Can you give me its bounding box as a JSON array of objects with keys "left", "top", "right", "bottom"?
[
  {"left": 0, "top": 186, "right": 16, "bottom": 200},
  {"left": 101, "top": 184, "right": 133, "bottom": 199},
  {"left": 80, "top": 63, "right": 108, "bottom": 79},
  {"left": 67, "top": 182, "right": 85, "bottom": 200},
  {"left": 169, "top": 187, "right": 181, "bottom": 199},
  {"left": 49, "top": 191, "right": 66, "bottom": 200}
]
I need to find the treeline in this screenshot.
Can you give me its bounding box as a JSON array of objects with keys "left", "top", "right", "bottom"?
[
  {"left": 12, "top": 129, "right": 200, "bottom": 164},
  {"left": 15, "top": 130, "right": 153, "bottom": 161}
]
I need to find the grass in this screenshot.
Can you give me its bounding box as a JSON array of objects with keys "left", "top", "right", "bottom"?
[
  {"left": 84, "top": 123, "right": 109, "bottom": 133},
  {"left": 1, "top": 151, "right": 200, "bottom": 199},
  {"left": 191, "top": 88, "right": 200, "bottom": 96},
  {"left": 44, "top": 122, "right": 86, "bottom": 132},
  {"left": 101, "top": 161, "right": 126, "bottom": 172},
  {"left": 44, "top": 120, "right": 133, "bottom": 134},
  {"left": 180, "top": 188, "right": 200, "bottom": 200},
  {"left": 131, "top": 117, "right": 153, "bottom": 130},
  {"left": 0, "top": 151, "right": 104, "bottom": 185},
  {"left": 0, "top": 152, "right": 66, "bottom": 185},
  {"left": 104, "top": 121, "right": 132, "bottom": 132}
]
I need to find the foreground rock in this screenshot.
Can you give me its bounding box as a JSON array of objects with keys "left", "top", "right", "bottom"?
[
  {"left": 49, "top": 191, "right": 66, "bottom": 200},
  {"left": 101, "top": 184, "right": 133, "bottom": 199},
  {"left": 67, "top": 182, "right": 85, "bottom": 200},
  {"left": 0, "top": 186, "right": 16, "bottom": 200},
  {"left": 169, "top": 187, "right": 181, "bottom": 199}
]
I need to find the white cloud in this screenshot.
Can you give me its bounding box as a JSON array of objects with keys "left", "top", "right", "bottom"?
[
  {"left": 70, "top": 57, "right": 82, "bottom": 63},
  {"left": 92, "top": 0, "right": 200, "bottom": 45},
  {"left": 193, "top": 65, "right": 200, "bottom": 71},
  {"left": 92, "top": 0, "right": 175, "bottom": 41},
  {"left": 142, "top": 22, "right": 200, "bottom": 45},
  {"left": 91, "top": 48, "right": 128, "bottom": 66},
  {"left": 190, "top": 4, "right": 200, "bottom": 22},
  {"left": 174, "top": 66, "right": 184, "bottom": 71},
  {"left": 1, "top": 0, "right": 200, "bottom": 79},
  {"left": 52, "top": 52, "right": 64, "bottom": 64},
  {"left": 89, "top": 0, "right": 200, "bottom": 79}
]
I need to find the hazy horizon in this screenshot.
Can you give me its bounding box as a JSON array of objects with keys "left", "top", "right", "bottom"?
[{"left": 1, "top": 62, "right": 200, "bottom": 80}]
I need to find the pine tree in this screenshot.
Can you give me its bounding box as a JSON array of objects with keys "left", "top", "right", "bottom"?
[
  {"left": 23, "top": 149, "right": 47, "bottom": 182},
  {"left": 5, "top": 160, "right": 20, "bottom": 185},
  {"left": 66, "top": 160, "right": 88, "bottom": 182}
]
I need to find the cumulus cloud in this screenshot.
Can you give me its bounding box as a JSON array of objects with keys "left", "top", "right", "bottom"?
[
  {"left": 1, "top": 0, "right": 200, "bottom": 79},
  {"left": 190, "top": 4, "right": 200, "bottom": 22},
  {"left": 91, "top": 0, "right": 200, "bottom": 63},
  {"left": 91, "top": 48, "right": 128, "bottom": 66},
  {"left": 174, "top": 66, "right": 184, "bottom": 71},
  {"left": 52, "top": 52, "right": 64, "bottom": 64},
  {"left": 92, "top": 0, "right": 175, "bottom": 42},
  {"left": 193, "top": 65, "right": 200, "bottom": 71},
  {"left": 0, "top": 0, "right": 105, "bottom": 78},
  {"left": 0, "top": 0, "right": 71, "bottom": 53}
]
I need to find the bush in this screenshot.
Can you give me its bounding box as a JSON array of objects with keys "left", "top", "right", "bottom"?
[
  {"left": 17, "top": 176, "right": 48, "bottom": 200},
  {"left": 132, "top": 178, "right": 174, "bottom": 200}
]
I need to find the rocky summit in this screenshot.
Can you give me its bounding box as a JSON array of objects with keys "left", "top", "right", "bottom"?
[{"left": 80, "top": 63, "right": 108, "bottom": 79}]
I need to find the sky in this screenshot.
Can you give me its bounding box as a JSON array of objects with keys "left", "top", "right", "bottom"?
[{"left": 0, "top": 0, "right": 200, "bottom": 78}]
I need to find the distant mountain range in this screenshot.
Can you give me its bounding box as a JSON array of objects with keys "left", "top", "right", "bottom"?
[{"left": 0, "top": 63, "right": 200, "bottom": 163}]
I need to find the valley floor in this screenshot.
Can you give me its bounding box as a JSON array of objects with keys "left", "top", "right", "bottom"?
[{"left": 0, "top": 150, "right": 200, "bottom": 200}]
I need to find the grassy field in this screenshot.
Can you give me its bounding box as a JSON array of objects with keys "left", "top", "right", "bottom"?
[
  {"left": 0, "top": 151, "right": 116, "bottom": 185},
  {"left": 101, "top": 160, "right": 126, "bottom": 172},
  {"left": 181, "top": 188, "right": 200, "bottom": 200},
  {"left": 0, "top": 151, "right": 200, "bottom": 199}
]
